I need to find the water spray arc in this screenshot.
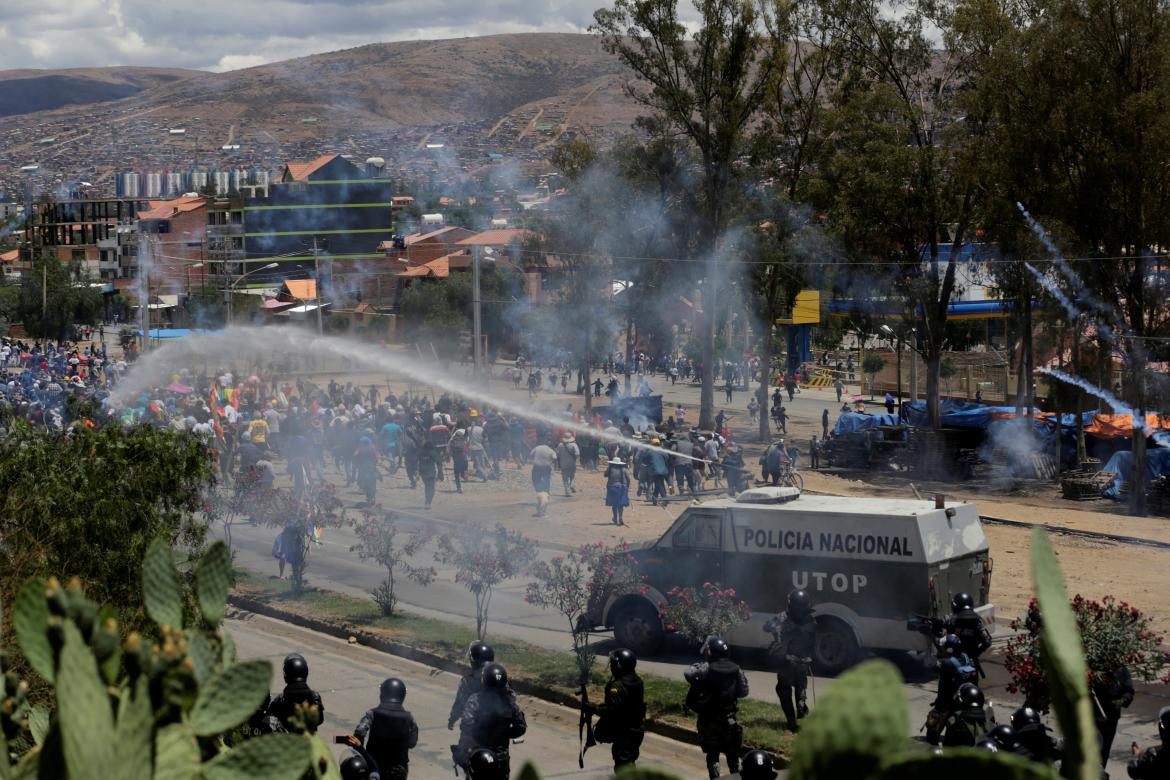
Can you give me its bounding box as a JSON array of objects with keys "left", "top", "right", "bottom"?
[{"left": 113, "top": 327, "right": 711, "bottom": 464}]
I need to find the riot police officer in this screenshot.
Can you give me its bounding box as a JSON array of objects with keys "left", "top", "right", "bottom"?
[
  {"left": 450, "top": 641, "right": 496, "bottom": 730},
  {"left": 269, "top": 653, "right": 325, "bottom": 734},
  {"left": 1010, "top": 706, "right": 1062, "bottom": 765},
  {"left": 338, "top": 753, "right": 374, "bottom": 780},
  {"left": 941, "top": 683, "right": 991, "bottom": 747},
  {"left": 248, "top": 693, "right": 285, "bottom": 736},
  {"left": 355, "top": 678, "right": 418, "bottom": 780},
  {"left": 764, "top": 590, "right": 816, "bottom": 733},
  {"left": 945, "top": 593, "right": 991, "bottom": 671},
  {"left": 1128, "top": 706, "right": 1170, "bottom": 778},
  {"left": 989, "top": 724, "right": 1019, "bottom": 753},
  {"left": 586, "top": 648, "right": 646, "bottom": 770},
  {"left": 466, "top": 748, "right": 505, "bottom": 780},
  {"left": 684, "top": 637, "right": 749, "bottom": 779},
  {"left": 926, "top": 634, "right": 977, "bottom": 745},
  {"left": 456, "top": 663, "right": 527, "bottom": 779},
  {"left": 739, "top": 750, "right": 778, "bottom": 780}
]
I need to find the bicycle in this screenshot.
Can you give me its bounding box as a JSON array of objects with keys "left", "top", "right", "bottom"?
[{"left": 779, "top": 466, "right": 804, "bottom": 492}]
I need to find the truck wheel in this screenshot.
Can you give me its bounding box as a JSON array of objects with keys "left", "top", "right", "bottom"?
[
  {"left": 813, "top": 618, "right": 859, "bottom": 675},
  {"left": 614, "top": 602, "right": 664, "bottom": 656}
]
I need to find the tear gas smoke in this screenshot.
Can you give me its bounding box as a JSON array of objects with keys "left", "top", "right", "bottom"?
[
  {"left": 1025, "top": 262, "right": 1079, "bottom": 319},
  {"left": 113, "top": 326, "right": 710, "bottom": 464},
  {"left": 1039, "top": 367, "right": 1134, "bottom": 418}
]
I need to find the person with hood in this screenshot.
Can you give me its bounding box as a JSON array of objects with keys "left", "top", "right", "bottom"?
[
  {"left": 416, "top": 439, "right": 441, "bottom": 510},
  {"left": 604, "top": 457, "right": 630, "bottom": 525},
  {"left": 556, "top": 433, "right": 580, "bottom": 496},
  {"left": 354, "top": 678, "right": 418, "bottom": 780},
  {"left": 354, "top": 435, "right": 380, "bottom": 506}
]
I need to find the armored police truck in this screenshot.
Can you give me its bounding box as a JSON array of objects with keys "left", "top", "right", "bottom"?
[{"left": 585, "top": 487, "right": 993, "bottom": 673}]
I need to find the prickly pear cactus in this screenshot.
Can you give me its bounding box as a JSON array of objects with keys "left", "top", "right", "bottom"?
[
  {"left": 1, "top": 540, "right": 318, "bottom": 779},
  {"left": 876, "top": 749, "right": 1061, "bottom": 779},
  {"left": 787, "top": 658, "right": 909, "bottom": 780},
  {"left": 1030, "top": 529, "right": 1100, "bottom": 779}
]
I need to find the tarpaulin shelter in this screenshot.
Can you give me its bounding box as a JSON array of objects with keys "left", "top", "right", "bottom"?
[
  {"left": 832, "top": 412, "right": 901, "bottom": 436},
  {"left": 1102, "top": 448, "right": 1170, "bottom": 498}
]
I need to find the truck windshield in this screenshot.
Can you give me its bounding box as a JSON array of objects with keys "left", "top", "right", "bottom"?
[{"left": 673, "top": 512, "right": 722, "bottom": 550}]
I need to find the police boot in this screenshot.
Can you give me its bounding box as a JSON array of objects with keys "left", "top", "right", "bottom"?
[
  {"left": 706, "top": 761, "right": 721, "bottom": 780},
  {"left": 797, "top": 697, "right": 809, "bottom": 719}
]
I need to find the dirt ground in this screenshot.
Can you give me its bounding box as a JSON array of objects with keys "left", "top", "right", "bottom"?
[{"left": 273, "top": 359, "right": 1170, "bottom": 639}]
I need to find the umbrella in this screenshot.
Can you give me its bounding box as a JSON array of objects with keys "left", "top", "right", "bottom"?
[{"left": 165, "top": 383, "right": 195, "bottom": 394}]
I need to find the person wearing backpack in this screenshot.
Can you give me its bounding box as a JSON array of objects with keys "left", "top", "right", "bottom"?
[{"left": 926, "top": 634, "right": 978, "bottom": 744}]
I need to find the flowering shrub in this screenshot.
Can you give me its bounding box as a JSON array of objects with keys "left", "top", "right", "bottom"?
[
  {"left": 350, "top": 509, "right": 435, "bottom": 616},
  {"left": 525, "top": 542, "right": 644, "bottom": 684},
  {"left": 435, "top": 523, "right": 537, "bottom": 638},
  {"left": 658, "top": 581, "right": 752, "bottom": 648},
  {"left": 241, "top": 481, "right": 345, "bottom": 594},
  {"left": 1004, "top": 594, "right": 1170, "bottom": 709}
]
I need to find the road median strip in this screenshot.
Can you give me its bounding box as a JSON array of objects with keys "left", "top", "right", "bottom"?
[{"left": 229, "top": 571, "right": 795, "bottom": 762}]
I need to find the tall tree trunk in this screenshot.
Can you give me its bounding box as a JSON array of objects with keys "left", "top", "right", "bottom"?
[
  {"left": 699, "top": 283, "right": 716, "bottom": 430},
  {"left": 926, "top": 351, "right": 942, "bottom": 428},
  {"left": 583, "top": 356, "right": 592, "bottom": 413},
  {"left": 758, "top": 322, "right": 772, "bottom": 441},
  {"left": 624, "top": 313, "right": 635, "bottom": 396},
  {"left": 1129, "top": 368, "right": 1148, "bottom": 516}
]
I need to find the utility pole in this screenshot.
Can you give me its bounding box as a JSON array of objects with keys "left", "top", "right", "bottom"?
[
  {"left": 138, "top": 227, "right": 150, "bottom": 352},
  {"left": 312, "top": 236, "right": 324, "bottom": 335},
  {"left": 472, "top": 244, "right": 482, "bottom": 378}
]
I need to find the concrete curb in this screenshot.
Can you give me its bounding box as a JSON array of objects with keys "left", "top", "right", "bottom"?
[{"left": 227, "top": 594, "right": 786, "bottom": 763}]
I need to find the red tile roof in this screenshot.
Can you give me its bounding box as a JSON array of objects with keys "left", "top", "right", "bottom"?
[
  {"left": 282, "top": 279, "right": 317, "bottom": 300},
  {"left": 138, "top": 195, "right": 206, "bottom": 221},
  {"left": 283, "top": 154, "right": 339, "bottom": 182},
  {"left": 456, "top": 229, "right": 533, "bottom": 246},
  {"left": 398, "top": 250, "right": 471, "bottom": 278}
]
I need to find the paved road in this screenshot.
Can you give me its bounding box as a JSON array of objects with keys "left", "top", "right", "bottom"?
[{"left": 227, "top": 611, "right": 710, "bottom": 779}]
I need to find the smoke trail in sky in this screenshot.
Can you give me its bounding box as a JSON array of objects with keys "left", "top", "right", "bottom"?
[
  {"left": 1039, "top": 367, "right": 1131, "bottom": 414},
  {"left": 1025, "top": 262, "right": 1079, "bottom": 319}
]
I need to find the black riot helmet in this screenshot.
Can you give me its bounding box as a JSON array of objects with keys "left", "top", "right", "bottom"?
[
  {"left": 951, "top": 592, "right": 974, "bottom": 613},
  {"left": 339, "top": 753, "right": 371, "bottom": 780},
  {"left": 283, "top": 653, "right": 309, "bottom": 684},
  {"left": 957, "top": 682, "right": 985, "bottom": 708},
  {"left": 702, "top": 636, "right": 730, "bottom": 660},
  {"left": 469, "top": 641, "right": 495, "bottom": 669},
  {"left": 1159, "top": 706, "right": 1170, "bottom": 743},
  {"left": 609, "top": 648, "right": 637, "bottom": 675},
  {"left": 481, "top": 662, "right": 509, "bottom": 690},
  {"left": 787, "top": 590, "right": 811, "bottom": 616},
  {"left": 989, "top": 724, "right": 1019, "bottom": 750},
  {"left": 974, "top": 738, "right": 999, "bottom": 752},
  {"left": 740, "top": 750, "right": 777, "bottom": 780},
  {"left": 467, "top": 748, "right": 501, "bottom": 780},
  {"left": 942, "top": 634, "right": 964, "bottom": 656},
  {"left": 1010, "top": 706, "right": 1042, "bottom": 731},
  {"left": 380, "top": 677, "right": 406, "bottom": 703}
]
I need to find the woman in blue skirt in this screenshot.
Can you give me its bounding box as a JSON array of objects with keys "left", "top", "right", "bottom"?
[{"left": 604, "top": 457, "right": 630, "bottom": 525}]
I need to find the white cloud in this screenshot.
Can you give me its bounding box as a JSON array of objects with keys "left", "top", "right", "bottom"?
[{"left": 0, "top": 0, "right": 633, "bottom": 71}]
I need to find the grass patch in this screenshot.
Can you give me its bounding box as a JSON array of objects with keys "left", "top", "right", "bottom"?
[{"left": 232, "top": 569, "right": 796, "bottom": 756}]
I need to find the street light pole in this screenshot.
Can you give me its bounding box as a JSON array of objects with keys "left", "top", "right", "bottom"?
[
  {"left": 472, "top": 244, "right": 482, "bottom": 378},
  {"left": 312, "top": 236, "right": 323, "bottom": 335},
  {"left": 227, "top": 262, "right": 279, "bottom": 327}
]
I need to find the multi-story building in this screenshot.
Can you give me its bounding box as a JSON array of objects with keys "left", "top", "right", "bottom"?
[
  {"left": 239, "top": 154, "right": 395, "bottom": 286},
  {"left": 23, "top": 197, "right": 141, "bottom": 277}
]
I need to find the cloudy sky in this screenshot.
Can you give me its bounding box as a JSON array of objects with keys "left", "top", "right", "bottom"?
[{"left": 0, "top": 0, "right": 619, "bottom": 72}]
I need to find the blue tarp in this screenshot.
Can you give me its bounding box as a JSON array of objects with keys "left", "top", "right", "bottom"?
[
  {"left": 903, "top": 400, "right": 1019, "bottom": 429},
  {"left": 833, "top": 412, "right": 901, "bottom": 436},
  {"left": 1102, "top": 448, "right": 1170, "bottom": 498}
]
